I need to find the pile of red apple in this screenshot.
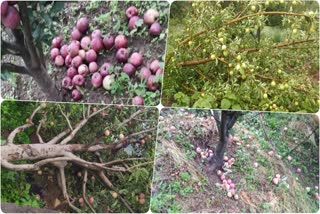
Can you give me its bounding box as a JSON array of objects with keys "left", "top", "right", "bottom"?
[
  {"left": 50, "top": 6, "right": 164, "bottom": 104},
  {"left": 217, "top": 168, "right": 239, "bottom": 200},
  {"left": 196, "top": 146, "right": 213, "bottom": 160},
  {"left": 126, "top": 6, "right": 162, "bottom": 36}
]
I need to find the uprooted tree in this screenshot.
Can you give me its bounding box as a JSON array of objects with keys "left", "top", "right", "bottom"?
[
  {"left": 0, "top": 102, "right": 157, "bottom": 212},
  {"left": 1, "top": 1, "right": 64, "bottom": 100}
]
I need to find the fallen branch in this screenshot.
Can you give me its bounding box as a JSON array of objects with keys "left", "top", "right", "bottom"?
[
  {"left": 36, "top": 122, "right": 45, "bottom": 144},
  {"left": 82, "top": 170, "right": 96, "bottom": 213},
  {"left": 7, "top": 105, "right": 42, "bottom": 145},
  {"left": 60, "top": 106, "right": 110, "bottom": 145},
  {"left": 58, "top": 104, "right": 73, "bottom": 131}
]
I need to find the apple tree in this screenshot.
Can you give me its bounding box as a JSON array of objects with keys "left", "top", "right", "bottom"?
[
  {"left": 1, "top": 1, "right": 65, "bottom": 100},
  {"left": 163, "top": 0, "right": 319, "bottom": 112}
]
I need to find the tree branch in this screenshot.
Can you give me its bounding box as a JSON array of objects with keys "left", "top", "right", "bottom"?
[
  {"left": 117, "top": 108, "right": 145, "bottom": 129},
  {"left": 82, "top": 170, "right": 96, "bottom": 213},
  {"left": 240, "top": 38, "right": 317, "bottom": 53},
  {"left": 46, "top": 129, "right": 71, "bottom": 144},
  {"left": 1, "top": 41, "right": 24, "bottom": 56},
  {"left": 60, "top": 106, "right": 111, "bottom": 145},
  {"left": 18, "top": 2, "right": 41, "bottom": 68},
  {"left": 225, "top": 11, "right": 311, "bottom": 25},
  {"left": 58, "top": 104, "right": 73, "bottom": 131},
  {"left": 36, "top": 122, "right": 45, "bottom": 144},
  {"left": 7, "top": 105, "right": 42, "bottom": 145},
  {"left": 1, "top": 63, "right": 30, "bottom": 75}
]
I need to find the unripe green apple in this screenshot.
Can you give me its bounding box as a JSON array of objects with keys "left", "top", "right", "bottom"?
[{"left": 279, "top": 84, "right": 285, "bottom": 90}]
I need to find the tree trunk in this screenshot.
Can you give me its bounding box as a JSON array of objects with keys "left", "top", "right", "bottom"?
[
  {"left": 30, "top": 67, "right": 62, "bottom": 101},
  {"left": 209, "top": 111, "right": 239, "bottom": 170}
]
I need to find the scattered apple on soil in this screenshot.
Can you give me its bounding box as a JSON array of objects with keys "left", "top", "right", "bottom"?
[{"left": 48, "top": 5, "right": 164, "bottom": 102}]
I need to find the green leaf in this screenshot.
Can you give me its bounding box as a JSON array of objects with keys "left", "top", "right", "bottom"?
[
  {"left": 50, "top": 2, "right": 65, "bottom": 14},
  {"left": 232, "top": 104, "right": 242, "bottom": 110},
  {"left": 136, "top": 19, "right": 144, "bottom": 27},
  {"left": 1, "top": 70, "right": 14, "bottom": 81},
  {"left": 221, "top": 99, "right": 231, "bottom": 109}
]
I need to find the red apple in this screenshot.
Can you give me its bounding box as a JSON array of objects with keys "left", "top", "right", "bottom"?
[
  {"left": 100, "top": 62, "right": 112, "bottom": 77},
  {"left": 85, "top": 49, "right": 97, "bottom": 63},
  {"left": 126, "top": 6, "right": 138, "bottom": 19},
  {"left": 146, "top": 75, "right": 160, "bottom": 91},
  {"left": 138, "top": 67, "right": 151, "bottom": 81},
  {"left": 71, "top": 89, "right": 82, "bottom": 101},
  {"left": 71, "top": 56, "right": 82, "bottom": 68},
  {"left": 81, "top": 36, "right": 91, "bottom": 51},
  {"left": 60, "top": 45, "right": 68, "bottom": 58},
  {"left": 116, "top": 48, "right": 128, "bottom": 63},
  {"left": 50, "top": 48, "right": 59, "bottom": 60},
  {"left": 114, "top": 35, "right": 127, "bottom": 49},
  {"left": 129, "top": 52, "right": 143, "bottom": 67},
  {"left": 62, "top": 77, "right": 72, "bottom": 89},
  {"left": 91, "top": 37, "right": 103, "bottom": 52},
  {"left": 71, "top": 28, "right": 82, "bottom": 41},
  {"left": 144, "top": 9, "right": 159, "bottom": 25},
  {"left": 128, "top": 16, "right": 141, "bottom": 31},
  {"left": 67, "top": 67, "right": 78, "bottom": 79},
  {"left": 91, "top": 72, "right": 102, "bottom": 88},
  {"left": 132, "top": 96, "right": 144, "bottom": 105},
  {"left": 103, "top": 35, "right": 115, "bottom": 50},
  {"left": 1, "top": 1, "right": 8, "bottom": 16},
  {"left": 54, "top": 55, "right": 64, "bottom": 66},
  {"left": 89, "top": 62, "right": 98, "bottom": 73},
  {"left": 91, "top": 29, "right": 102, "bottom": 39},
  {"left": 78, "top": 64, "right": 89, "bottom": 76},
  {"left": 72, "top": 74, "right": 85, "bottom": 86},
  {"left": 76, "top": 17, "right": 89, "bottom": 33},
  {"left": 150, "top": 22, "right": 162, "bottom": 36},
  {"left": 122, "top": 63, "right": 136, "bottom": 77}
]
